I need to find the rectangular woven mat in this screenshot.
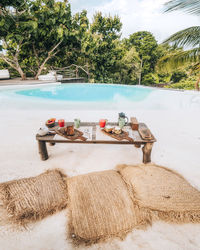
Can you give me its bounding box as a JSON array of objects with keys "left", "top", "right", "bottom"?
[{"left": 67, "top": 170, "right": 150, "bottom": 245}]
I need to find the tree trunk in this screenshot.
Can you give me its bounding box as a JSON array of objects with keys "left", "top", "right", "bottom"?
[
  {"left": 195, "top": 77, "right": 200, "bottom": 91},
  {"left": 34, "top": 40, "right": 62, "bottom": 80},
  {"left": 17, "top": 66, "right": 26, "bottom": 80},
  {"left": 138, "top": 58, "right": 143, "bottom": 85},
  {"left": 86, "top": 63, "right": 90, "bottom": 81},
  {"left": 34, "top": 64, "right": 46, "bottom": 80},
  {"left": 0, "top": 56, "right": 26, "bottom": 80},
  {"left": 76, "top": 66, "right": 79, "bottom": 78}
]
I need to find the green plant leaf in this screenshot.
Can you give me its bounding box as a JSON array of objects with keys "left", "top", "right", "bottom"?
[
  {"left": 163, "top": 26, "right": 200, "bottom": 47},
  {"left": 164, "top": 0, "right": 200, "bottom": 16}
]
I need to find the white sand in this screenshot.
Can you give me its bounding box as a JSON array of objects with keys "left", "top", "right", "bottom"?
[{"left": 0, "top": 86, "right": 200, "bottom": 249}]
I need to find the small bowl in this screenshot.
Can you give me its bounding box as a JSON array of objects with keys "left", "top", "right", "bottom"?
[
  {"left": 104, "top": 125, "right": 113, "bottom": 133},
  {"left": 112, "top": 126, "right": 122, "bottom": 135},
  {"left": 46, "top": 120, "right": 56, "bottom": 128}
]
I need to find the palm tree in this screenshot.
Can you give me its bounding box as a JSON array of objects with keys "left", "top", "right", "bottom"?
[
  {"left": 160, "top": 0, "right": 200, "bottom": 90},
  {"left": 164, "top": 0, "right": 200, "bottom": 15}
]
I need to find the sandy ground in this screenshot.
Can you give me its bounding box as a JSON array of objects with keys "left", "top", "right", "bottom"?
[{"left": 0, "top": 95, "right": 200, "bottom": 249}]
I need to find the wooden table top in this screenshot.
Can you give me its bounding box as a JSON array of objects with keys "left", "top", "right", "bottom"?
[{"left": 36, "top": 122, "right": 156, "bottom": 144}]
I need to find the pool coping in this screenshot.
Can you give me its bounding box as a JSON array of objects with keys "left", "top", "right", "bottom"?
[{"left": 0, "top": 82, "right": 199, "bottom": 95}]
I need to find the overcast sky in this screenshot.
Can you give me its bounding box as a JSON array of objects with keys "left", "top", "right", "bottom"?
[{"left": 70, "top": 0, "right": 199, "bottom": 43}]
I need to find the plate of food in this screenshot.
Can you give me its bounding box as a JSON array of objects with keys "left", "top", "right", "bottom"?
[{"left": 102, "top": 126, "right": 133, "bottom": 142}]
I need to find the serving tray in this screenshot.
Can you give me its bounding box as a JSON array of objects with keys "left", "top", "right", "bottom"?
[
  {"left": 101, "top": 129, "right": 133, "bottom": 142},
  {"left": 55, "top": 128, "right": 87, "bottom": 141}
]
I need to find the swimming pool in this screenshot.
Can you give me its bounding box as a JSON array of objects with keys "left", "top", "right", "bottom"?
[
  {"left": 0, "top": 83, "right": 200, "bottom": 110},
  {"left": 15, "top": 84, "right": 154, "bottom": 102}
]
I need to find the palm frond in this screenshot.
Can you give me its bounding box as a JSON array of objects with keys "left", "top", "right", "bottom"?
[
  {"left": 157, "top": 47, "right": 200, "bottom": 72},
  {"left": 163, "top": 26, "right": 200, "bottom": 47},
  {"left": 164, "top": 0, "right": 200, "bottom": 16},
  {"left": 190, "top": 62, "right": 200, "bottom": 71}
]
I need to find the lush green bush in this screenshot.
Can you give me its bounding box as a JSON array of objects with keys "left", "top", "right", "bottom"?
[
  {"left": 170, "top": 71, "right": 187, "bottom": 83},
  {"left": 142, "top": 73, "right": 159, "bottom": 85},
  {"left": 165, "top": 80, "right": 196, "bottom": 90},
  {"left": 157, "top": 72, "right": 170, "bottom": 83}
]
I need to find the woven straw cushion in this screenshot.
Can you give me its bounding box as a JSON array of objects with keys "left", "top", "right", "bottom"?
[
  {"left": 117, "top": 164, "right": 200, "bottom": 223},
  {"left": 67, "top": 170, "right": 149, "bottom": 245},
  {"left": 0, "top": 169, "right": 68, "bottom": 224}
]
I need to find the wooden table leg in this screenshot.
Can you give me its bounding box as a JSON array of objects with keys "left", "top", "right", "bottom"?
[
  {"left": 38, "top": 141, "right": 48, "bottom": 160},
  {"left": 134, "top": 143, "right": 141, "bottom": 148},
  {"left": 142, "top": 143, "right": 153, "bottom": 164}
]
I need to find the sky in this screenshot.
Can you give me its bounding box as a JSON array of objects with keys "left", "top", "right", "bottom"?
[{"left": 70, "top": 0, "right": 200, "bottom": 43}]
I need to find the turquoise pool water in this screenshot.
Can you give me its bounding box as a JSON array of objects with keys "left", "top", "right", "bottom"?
[
  {"left": 15, "top": 84, "right": 154, "bottom": 102},
  {"left": 1, "top": 83, "right": 200, "bottom": 110}
]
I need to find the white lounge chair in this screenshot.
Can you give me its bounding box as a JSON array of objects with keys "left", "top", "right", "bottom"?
[
  {"left": 38, "top": 71, "right": 63, "bottom": 81},
  {"left": 0, "top": 69, "right": 10, "bottom": 79}
]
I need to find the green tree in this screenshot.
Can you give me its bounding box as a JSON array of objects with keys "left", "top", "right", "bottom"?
[
  {"left": 0, "top": 0, "right": 87, "bottom": 79},
  {"left": 0, "top": 0, "right": 23, "bottom": 8},
  {"left": 82, "top": 12, "right": 122, "bottom": 82},
  {"left": 115, "top": 46, "right": 141, "bottom": 84},
  {"left": 22, "top": 0, "right": 76, "bottom": 79},
  {"left": 170, "top": 70, "right": 187, "bottom": 83},
  {"left": 124, "top": 31, "right": 159, "bottom": 85},
  {"left": 156, "top": 44, "right": 185, "bottom": 82},
  {"left": 0, "top": 0, "right": 31, "bottom": 79},
  {"left": 49, "top": 10, "right": 89, "bottom": 70},
  {"left": 162, "top": 0, "right": 200, "bottom": 90}
]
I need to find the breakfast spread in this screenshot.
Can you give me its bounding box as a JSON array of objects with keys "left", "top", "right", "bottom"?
[{"left": 42, "top": 113, "right": 135, "bottom": 142}]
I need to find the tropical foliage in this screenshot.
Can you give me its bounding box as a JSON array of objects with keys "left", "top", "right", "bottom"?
[
  {"left": 125, "top": 32, "right": 159, "bottom": 77},
  {"left": 158, "top": 0, "right": 200, "bottom": 90},
  {"left": 82, "top": 12, "right": 122, "bottom": 82},
  {"left": 0, "top": 0, "right": 199, "bottom": 89},
  {"left": 165, "top": 76, "right": 197, "bottom": 90},
  {"left": 164, "top": 0, "right": 200, "bottom": 15},
  {"left": 0, "top": 0, "right": 89, "bottom": 79}
]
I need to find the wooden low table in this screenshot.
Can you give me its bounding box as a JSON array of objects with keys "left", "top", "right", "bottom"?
[{"left": 36, "top": 122, "right": 156, "bottom": 164}]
